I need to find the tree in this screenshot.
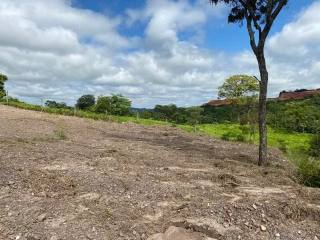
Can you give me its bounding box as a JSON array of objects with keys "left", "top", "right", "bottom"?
[
  {"left": 76, "top": 95, "right": 95, "bottom": 110},
  {"left": 186, "top": 106, "right": 204, "bottom": 127},
  {"left": 218, "top": 75, "right": 259, "bottom": 100},
  {"left": 0, "top": 73, "right": 8, "bottom": 99},
  {"left": 210, "top": 0, "right": 288, "bottom": 165},
  {"left": 154, "top": 104, "right": 178, "bottom": 122},
  {"left": 95, "top": 94, "right": 131, "bottom": 116},
  {"left": 219, "top": 75, "right": 259, "bottom": 123},
  {"left": 45, "top": 100, "right": 69, "bottom": 109}
]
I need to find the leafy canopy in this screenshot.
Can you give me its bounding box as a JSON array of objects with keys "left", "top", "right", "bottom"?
[
  {"left": 95, "top": 94, "right": 131, "bottom": 116},
  {"left": 218, "top": 75, "right": 259, "bottom": 100},
  {"left": 76, "top": 94, "right": 95, "bottom": 110},
  {"left": 210, "top": 0, "right": 288, "bottom": 52},
  {"left": 0, "top": 73, "right": 8, "bottom": 99}
]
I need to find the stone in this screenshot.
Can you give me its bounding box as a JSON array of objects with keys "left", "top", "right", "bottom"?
[
  {"left": 37, "top": 214, "right": 47, "bottom": 222},
  {"left": 275, "top": 233, "right": 280, "bottom": 238},
  {"left": 260, "top": 225, "right": 267, "bottom": 231}
]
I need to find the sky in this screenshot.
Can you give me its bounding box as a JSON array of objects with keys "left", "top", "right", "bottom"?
[{"left": 0, "top": 0, "right": 319, "bottom": 108}]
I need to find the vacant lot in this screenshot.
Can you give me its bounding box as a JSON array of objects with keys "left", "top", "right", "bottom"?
[{"left": 0, "top": 105, "right": 319, "bottom": 240}]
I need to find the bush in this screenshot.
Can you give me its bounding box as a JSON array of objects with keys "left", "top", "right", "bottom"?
[
  {"left": 76, "top": 95, "right": 95, "bottom": 110},
  {"left": 309, "top": 134, "right": 320, "bottom": 157},
  {"left": 295, "top": 157, "right": 320, "bottom": 187},
  {"left": 221, "top": 131, "right": 245, "bottom": 142}
]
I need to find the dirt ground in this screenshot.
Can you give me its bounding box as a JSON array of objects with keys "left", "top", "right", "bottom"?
[{"left": 0, "top": 105, "right": 319, "bottom": 240}]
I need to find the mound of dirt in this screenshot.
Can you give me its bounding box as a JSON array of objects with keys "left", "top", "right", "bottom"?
[{"left": 0, "top": 105, "right": 319, "bottom": 240}]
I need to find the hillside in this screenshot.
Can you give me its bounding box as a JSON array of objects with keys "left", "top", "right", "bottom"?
[{"left": 0, "top": 105, "right": 319, "bottom": 240}]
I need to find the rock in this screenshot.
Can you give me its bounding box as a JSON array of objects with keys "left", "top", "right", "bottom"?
[
  {"left": 147, "top": 226, "right": 202, "bottom": 240},
  {"left": 275, "top": 233, "right": 280, "bottom": 238},
  {"left": 37, "top": 213, "right": 47, "bottom": 222},
  {"left": 314, "top": 236, "right": 319, "bottom": 240},
  {"left": 252, "top": 204, "right": 257, "bottom": 210},
  {"left": 260, "top": 225, "right": 267, "bottom": 231}
]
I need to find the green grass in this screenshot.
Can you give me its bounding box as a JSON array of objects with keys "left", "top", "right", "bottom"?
[
  {"left": 180, "top": 123, "right": 312, "bottom": 153},
  {"left": 1, "top": 100, "right": 166, "bottom": 126}
]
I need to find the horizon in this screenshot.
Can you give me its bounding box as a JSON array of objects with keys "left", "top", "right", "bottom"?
[{"left": 0, "top": 0, "right": 319, "bottom": 108}]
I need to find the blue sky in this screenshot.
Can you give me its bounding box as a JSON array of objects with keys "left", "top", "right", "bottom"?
[
  {"left": 74, "top": 0, "right": 315, "bottom": 52},
  {"left": 0, "top": 0, "right": 319, "bottom": 107}
]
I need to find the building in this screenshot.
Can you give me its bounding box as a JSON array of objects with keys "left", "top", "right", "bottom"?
[
  {"left": 278, "top": 89, "right": 320, "bottom": 101},
  {"left": 205, "top": 88, "right": 320, "bottom": 107}
]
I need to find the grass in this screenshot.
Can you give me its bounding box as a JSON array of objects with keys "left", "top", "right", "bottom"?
[
  {"left": 54, "top": 128, "right": 68, "bottom": 140},
  {"left": 179, "top": 123, "right": 312, "bottom": 153},
  {"left": 1, "top": 100, "right": 166, "bottom": 126}
]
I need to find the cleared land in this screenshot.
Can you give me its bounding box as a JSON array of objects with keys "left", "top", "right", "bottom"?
[{"left": 0, "top": 105, "right": 319, "bottom": 240}]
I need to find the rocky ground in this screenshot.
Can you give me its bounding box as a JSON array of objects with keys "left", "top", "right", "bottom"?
[{"left": 0, "top": 105, "right": 319, "bottom": 240}]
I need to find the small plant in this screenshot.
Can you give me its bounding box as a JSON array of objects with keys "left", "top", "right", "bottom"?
[
  {"left": 221, "top": 131, "right": 245, "bottom": 142},
  {"left": 54, "top": 129, "right": 67, "bottom": 140},
  {"left": 295, "top": 157, "right": 320, "bottom": 188},
  {"left": 309, "top": 134, "right": 320, "bottom": 157}
]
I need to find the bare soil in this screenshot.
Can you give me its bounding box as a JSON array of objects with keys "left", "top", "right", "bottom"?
[{"left": 0, "top": 105, "right": 319, "bottom": 240}]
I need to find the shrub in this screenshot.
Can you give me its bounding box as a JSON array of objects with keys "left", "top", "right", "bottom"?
[
  {"left": 295, "top": 157, "right": 320, "bottom": 187},
  {"left": 309, "top": 134, "right": 320, "bottom": 157},
  {"left": 221, "top": 131, "right": 245, "bottom": 142},
  {"left": 76, "top": 95, "right": 95, "bottom": 110}
]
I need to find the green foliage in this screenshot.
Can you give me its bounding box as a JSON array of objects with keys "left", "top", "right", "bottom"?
[
  {"left": 76, "top": 95, "right": 95, "bottom": 110},
  {"left": 293, "top": 156, "right": 320, "bottom": 188},
  {"left": 218, "top": 75, "right": 259, "bottom": 100},
  {"left": 45, "top": 100, "right": 70, "bottom": 109},
  {"left": 95, "top": 94, "right": 131, "bottom": 116},
  {"left": 277, "top": 139, "right": 288, "bottom": 153},
  {"left": 186, "top": 107, "right": 203, "bottom": 126},
  {"left": 0, "top": 73, "right": 8, "bottom": 99},
  {"left": 309, "top": 134, "right": 320, "bottom": 157},
  {"left": 154, "top": 104, "right": 178, "bottom": 122},
  {"left": 267, "top": 97, "right": 320, "bottom": 133}
]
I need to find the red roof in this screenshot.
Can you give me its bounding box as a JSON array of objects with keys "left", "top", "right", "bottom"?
[
  {"left": 279, "top": 89, "right": 320, "bottom": 101},
  {"left": 206, "top": 99, "right": 233, "bottom": 107}
]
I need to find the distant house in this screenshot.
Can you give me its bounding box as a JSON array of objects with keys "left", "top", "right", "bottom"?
[
  {"left": 278, "top": 89, "right": 320, "bottom": 101},
  {"left": 205, "top": 88, "right": 320, "bottom": 107},
  {"left": 205, "top": 99, "right": 233, "bottom": 107}
]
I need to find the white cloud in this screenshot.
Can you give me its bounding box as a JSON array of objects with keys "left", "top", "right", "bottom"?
[
  {"left": 0, "top": 0, "right": 319, "bottom": 108},
  {"left": 267, "top": 1, "right": 320, "bottom": 91}
]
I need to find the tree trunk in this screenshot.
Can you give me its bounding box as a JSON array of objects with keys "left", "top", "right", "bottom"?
[{"left": 256, "top": 50, "right": 268, "bottom": 166}]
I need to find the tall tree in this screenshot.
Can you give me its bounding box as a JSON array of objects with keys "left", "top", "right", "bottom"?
[
  {"left": 218, "top": 75, "right": 259, "bottom": 100},
  {"left": 210, "top": 0, "right": 288, "bottom": 165},
  {"left": 219, "top": 74, "right": 259, "bottom": 122},
  {"left": 0, "top": 73, "right": 8, "bottom": 99},
  {"left": 76, "top": 94, "right": 95, "bottom": 110}
]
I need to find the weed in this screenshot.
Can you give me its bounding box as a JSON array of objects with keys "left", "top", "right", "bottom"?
[
  {"left": 292, "top": 155, "right": 320, "bottom": 188},
  {"left": 54, "top": 129, "right": 67, "bottom": 140}
]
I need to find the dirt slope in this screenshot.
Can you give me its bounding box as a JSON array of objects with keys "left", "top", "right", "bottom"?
[{"left": 0, "top": 105, "right": 319, "bottom": 240}]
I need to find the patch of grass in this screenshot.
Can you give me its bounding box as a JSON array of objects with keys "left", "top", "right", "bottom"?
[
  {"left": 54, "top": 129, "right": 67, "bottom": 140},
  {"left": 183, "top": 123, "right": 312, "bottom": 153},
  {"left": 290, "top": 152, "right": 320, "bottom": 188},
  {"left": 1, "top": 101, "right": 167, "bottom": 127}
]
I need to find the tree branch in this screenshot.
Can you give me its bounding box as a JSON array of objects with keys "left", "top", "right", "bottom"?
[
  {"left": 239, "top": 0, "right": 262, "bottom": 33},
  {"left": 245, "top": 12, "right": 258, "bottom": 54},
  {"left": 262, "top": 0, "right": 287, "bottom": 40}
]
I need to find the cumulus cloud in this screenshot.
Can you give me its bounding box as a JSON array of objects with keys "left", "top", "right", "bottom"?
[{"left": 0, "top": 0, "right": 319, "bottom": 107}]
